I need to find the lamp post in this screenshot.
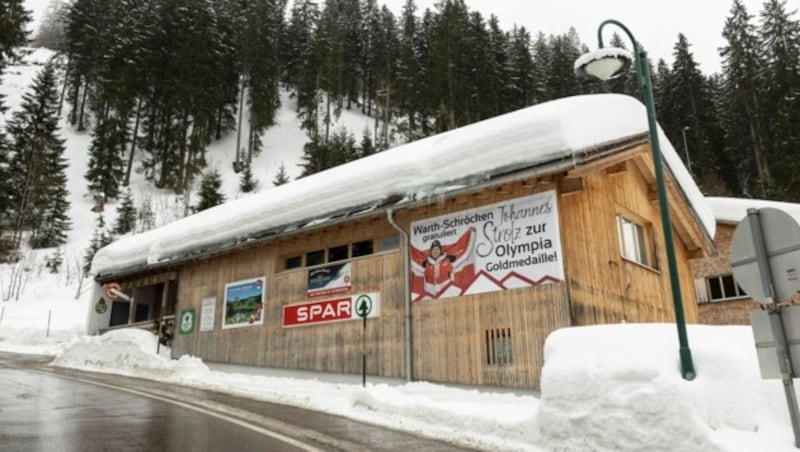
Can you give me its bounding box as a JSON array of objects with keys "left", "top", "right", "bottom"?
[
  {"left": 574, "top": 19, "right": 696, "bottom": 380},
  {"left": 681, "top": 126, "right": 692, "bottom": 177}
]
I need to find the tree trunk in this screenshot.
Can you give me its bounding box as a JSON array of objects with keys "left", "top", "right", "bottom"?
[
  {"left": 124, "top": 97, "right": 143, "bottom": 186},
  {"left": 77, "top": 84, "right": 88, "bottom": 131}
]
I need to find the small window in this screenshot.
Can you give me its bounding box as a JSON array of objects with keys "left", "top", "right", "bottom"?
[
  {"left": 284, "top": 256, "right": 302, "bottom": 270},
  {"left": 352, "top": 240, "right": 374, "bottom": 257},
  {"left": 486, "top": 328, "right": 513, "bottom": 366},
  {"left": 306, "top": 249, "right": 325, "bottom": 267},
  {"left": 328, "top": 244, "right": 349, "bottom": 262},
  {"left": 378, "top": 236, "right": 400, "bottom": 251},
  {"left": 616, "top": 214, "right": 655, "bottom": 268},
  {"left": 704, "top": 274, "right": 747, "bottom": 302}
]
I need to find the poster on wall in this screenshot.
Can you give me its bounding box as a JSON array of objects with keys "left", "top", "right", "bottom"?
[
  {"left": 409, "top": 190, "right": 563, "bottom": 301},
  {"left": 222, "top": 276, "right": 265, "bottom": 329},
  {"left": 200, "top": 297, "right": 216, "bottom": 332},
  {"left": 307, "top": 262, "right": 352, "bottom": 297}
]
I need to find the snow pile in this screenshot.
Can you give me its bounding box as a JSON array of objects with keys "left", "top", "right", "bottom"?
[
  {"left": 539, "top": 324, "right": 790, "bottom": 452},
  {"left": 34, "top": 323, "right": 800, "bottom": 451},
  {"left": 51, "top": 329, "right": 203, "bottom": 377}
]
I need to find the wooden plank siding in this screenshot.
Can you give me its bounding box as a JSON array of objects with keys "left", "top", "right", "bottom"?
[
  {"left": 169, "top": 146, "right": 703, "bottom": 390},
  {"left": 560, "top": 156, "right": 699, "bottom": 326}
]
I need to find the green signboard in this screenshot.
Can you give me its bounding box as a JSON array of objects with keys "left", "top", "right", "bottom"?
[{"left": 178, "top": 308, "right": 196, "bottom": 335}]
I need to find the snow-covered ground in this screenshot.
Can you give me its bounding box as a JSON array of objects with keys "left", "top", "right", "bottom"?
[
  {"left": 4, "top": 25, "right": 800, "bottom": 452},
  {"left": 1, "top": 316, "right": 798, "bottom": 452}
]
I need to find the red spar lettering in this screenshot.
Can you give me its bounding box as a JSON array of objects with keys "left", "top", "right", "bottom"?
[{"left": 295, "top": 299, "right": 351, "bottom": 323}]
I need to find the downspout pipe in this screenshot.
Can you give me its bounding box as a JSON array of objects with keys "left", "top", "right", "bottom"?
[{"left": 386, "top": 207, "right": 412, "bottom": 382}]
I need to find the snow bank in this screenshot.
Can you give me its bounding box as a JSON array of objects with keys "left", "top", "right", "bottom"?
[{"left": 539, "top": 324, "right": 792, "bottom": 452}]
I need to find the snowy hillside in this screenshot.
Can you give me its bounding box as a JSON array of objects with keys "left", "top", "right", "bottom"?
[{"left": 0, "top": 47, "right": 375, "bottom": 311}]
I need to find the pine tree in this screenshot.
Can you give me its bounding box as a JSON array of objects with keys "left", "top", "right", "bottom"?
[
  {"left": 659, "top": 34, "right": 729, "bottom": 194},
  {"left": 0, "top": 0, "right": 31, "bottom": 65},
  {"left": 0, "top": 132, "right": 14, "bottom": 261},
  {"left": 6, "top": 61, "right": 71, "bottom": 250},
  {"left": 239, "top": 164, "right": 258, "bottom": 193},
  {"left": 46, "top": 248, "right": 64, "bottom": 273},
  {"left": 113, "top": 188, "right": 137, "bottom": 235},
  {"left": 507, "top": 26, "right": 536, "bottom": 108},
  {"left": 83, "top": 214, "right": 112, "bottom": 276},
  {"left": 359, "top": 128, "right": 376, "bottom": 158},
  {"left": 196, "top": 169, "right": 226, "bottom": 211},
  {"left": 85, "top": 117, "right": 126, "bottom": 201},
  {"left": 395, "top": 0, "right": 423, "bottom": 140},
  {"left": 0, "top": 0, "right": 30, "bottom": 259},
  {"left": 544, "top": 28, "right": 584, "bottom": 100},
  {"left": 719, "top": 0, "right": 772, "bottom": 197},
  {"left": 272, "top": 162, "right": 290, "bottom": 186},
  {"left": 759, "top": 0, "right": 800, "bottom": 199}
]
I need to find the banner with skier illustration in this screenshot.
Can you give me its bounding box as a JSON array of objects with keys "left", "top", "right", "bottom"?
[{"left": 409, "top": 190, "right": 563, "bottom": 301}]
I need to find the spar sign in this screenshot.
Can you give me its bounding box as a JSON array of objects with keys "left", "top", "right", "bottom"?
[
  {"left": 410, "top": 190, "right": 563, "bottom": 301},
  {"left": 283, "top": 293, "right": 380, "bottom": 328}
]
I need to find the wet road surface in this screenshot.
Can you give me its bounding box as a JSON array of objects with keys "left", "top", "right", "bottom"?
[{"left": 0, "top": 352, "right": 477, "bottom": 452}]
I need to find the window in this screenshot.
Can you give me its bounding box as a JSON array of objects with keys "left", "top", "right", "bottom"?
[
  {"left": 282, "top": 237, "right": 387, "bottom": 271},
  {"left": 328, "top": 245, "right": 349, "bottom": 262},
  {"left": 486, "top": 328, "right": 513, "bottom": 366},
  {"left": 699, "top": 274, "right": 746, "bottom": 302},
  {"left": 352, "top": 240, "right": 374, "bottom": 257},
  {"left": 306, "top": 249, "right": 325, "bottom": 267},
  {"left": 616, "top": 214, "right": 656, "bottom": 268},
  {"left": 378, "top": 236, "right": 400, "bottom": 251},
  {"left": 284, "top": 256, "right": 302, "bottom": 270}
]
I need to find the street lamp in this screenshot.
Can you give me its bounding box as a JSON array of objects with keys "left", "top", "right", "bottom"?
[
  {"left": 574, "top": 19, "right": 696, "bottom": 380},
  {"left": 681, "top": 126, "right": 692, "bottom": 177}
]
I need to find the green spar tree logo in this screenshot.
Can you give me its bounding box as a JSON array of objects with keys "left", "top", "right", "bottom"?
[
  {"left": 356, "top": 295, "right": 373, "bottom": 318},
  {"left": 179, "top": 309, "right": 195, "bottom": 335}
]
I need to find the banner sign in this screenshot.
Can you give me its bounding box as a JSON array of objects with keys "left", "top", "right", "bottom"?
[
  {"left": 222, "top": 276, "right": 265, "bottom": 329},
  {"left": 307, "top": 262, "right": 352, "bottom": 297},
  {"left": 283, "top": 293, "right": 380, "bottom": 328},
  {"left": 409, "top": 190, "right": 563, "bottom": 301},
  {"left": 200, "top": 297, "right": 216, "bottom": 332}
]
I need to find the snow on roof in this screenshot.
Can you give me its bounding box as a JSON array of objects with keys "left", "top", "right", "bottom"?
[
  {"left": 92, "top": 94, "right": 714, "bottom": 276},
  {"left": 707, "top": 197, "right": 800, "bottom": 226}
]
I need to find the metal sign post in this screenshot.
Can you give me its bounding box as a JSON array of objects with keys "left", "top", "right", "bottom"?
[
  {"left": 733, "top": 208, "right": 800, "bottom": 447},
  {"left": 356, "top": 294, "right": 374, "bottom": 388}
]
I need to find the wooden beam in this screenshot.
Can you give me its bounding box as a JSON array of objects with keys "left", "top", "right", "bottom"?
[
  {"left": 559, "top": 176, "right": 585, "bottom": 195},
  {"left": 604, "top": 161, "right": 628, "bottom": 175},
  {"left": 567, "top": 144, "right": 649, "bottom": 177}
]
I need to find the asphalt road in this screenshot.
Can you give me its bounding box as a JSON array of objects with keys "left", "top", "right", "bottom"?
[{"left": 0, "top": 352, "right": 476, "bottom": 452}]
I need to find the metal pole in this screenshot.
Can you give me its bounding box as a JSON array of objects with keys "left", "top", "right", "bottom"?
[
  {"left": 768, "top": 306, "right": 800, "bottom": 447},
  {"left": 46, "top": 309, "right": 52, "bottom": 338},
  {"left": 598, "top": 19, "right": 696, "bottom": 379},
  {"left": 747, "top": 208, "right": 800, "bottom": 446},
  {"left": 362, "top": 315, "right": 367, "bottom": 388}
]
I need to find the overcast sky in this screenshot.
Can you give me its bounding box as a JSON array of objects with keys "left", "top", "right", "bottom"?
[{"left": 380, "top": 0, "right": 770, "bottom": 75}]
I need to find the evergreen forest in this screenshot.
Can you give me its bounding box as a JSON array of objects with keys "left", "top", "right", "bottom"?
[{"left": 1, "top": 0, "right": 799, "bottom": 262}]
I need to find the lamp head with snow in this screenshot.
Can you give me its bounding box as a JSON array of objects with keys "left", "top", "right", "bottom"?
[{"left": 574, "top": 47, "right": 634, "bottom": 81}]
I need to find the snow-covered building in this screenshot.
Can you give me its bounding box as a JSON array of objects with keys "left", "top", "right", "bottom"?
[
  {"left": 692, "top": 197, "right": 800, "bottom": 325},
  {"left": 89, "top": 94, "right": 715, "bottom": 389}
]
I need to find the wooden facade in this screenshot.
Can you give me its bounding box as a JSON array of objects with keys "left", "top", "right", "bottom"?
[{"left": 92, "top": 136, "right": 713, "bottom": 390}]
